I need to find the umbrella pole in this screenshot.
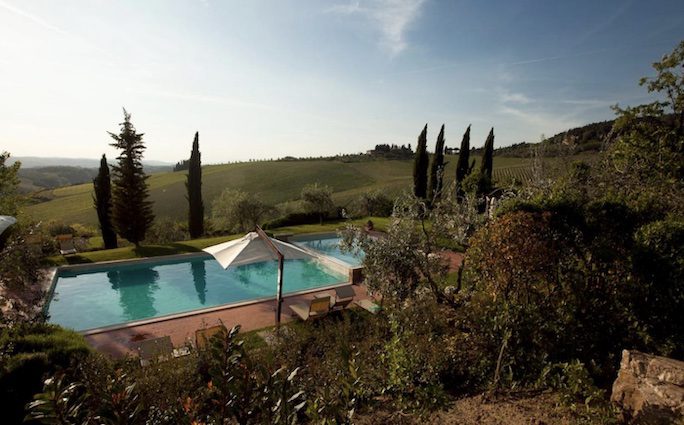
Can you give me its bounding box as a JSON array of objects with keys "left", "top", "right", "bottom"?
[
  {"left": 254, "top": 226, "right": 286, "bottom": 328},
  {"left": 276, "top": 255, "right": 283, "bottom": 327}
]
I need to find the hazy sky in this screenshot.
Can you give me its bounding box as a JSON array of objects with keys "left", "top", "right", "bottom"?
[{"left": 1, "top": 0, "right": 682, "bottom": 163}]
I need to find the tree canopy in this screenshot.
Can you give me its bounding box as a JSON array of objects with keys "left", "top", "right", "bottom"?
[{"left": 108, "top": 109, "right": 155, "bottom": 246}]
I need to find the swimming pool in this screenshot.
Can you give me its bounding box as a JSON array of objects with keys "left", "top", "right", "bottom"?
[
  {"left": 293, "top": 236, "right": 365, "bottom": 267},
  {"left": 47, "top": 255, "right": 347, "bottom": 332}
]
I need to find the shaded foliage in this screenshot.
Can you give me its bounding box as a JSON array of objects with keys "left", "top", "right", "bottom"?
[
  {"left": 454, "top": 125, "right": 472, "bottom": 197},
  {"left": 427, "top": 124, "right": 446, "bottom": 202},
  {"left": 412, "top": 125, "right": 429, "bottom": 199},
  {"left": 0, "top": 324, "right": 90, "bottom": 425},
  {"left": 93, "top": 154, "right": 117, "bottom": 249},
  {"left": 0, "top": 152, "right": 21, "bottom": 216},
  {"left": 186, "top": 132, "right": 204, "bottom": 238}
]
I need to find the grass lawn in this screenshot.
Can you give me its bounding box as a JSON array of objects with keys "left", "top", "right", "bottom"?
[{"left": 47, "top": 217, "right": 390, "bottom": 266}]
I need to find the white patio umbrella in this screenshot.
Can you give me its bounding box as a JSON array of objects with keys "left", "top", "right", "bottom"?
[
  {"left": 202, "top": 226, "right": 314, "bottom": 326},
  {"left": 0, "top": 216, "right": 17, "bottom": 237}
]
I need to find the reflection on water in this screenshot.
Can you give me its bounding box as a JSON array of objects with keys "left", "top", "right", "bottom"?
[
  {"left": 234, "top": 260, "right": 274, "bottom": 286},
  {"left": 191, "top": 260, "right": 207, "bottom": 304},
  {"left": 301, "top": 259, "right": 323, "bottom": 283},
  {"left": 107, "top": 267, "right": 160, "bottom": 320}
]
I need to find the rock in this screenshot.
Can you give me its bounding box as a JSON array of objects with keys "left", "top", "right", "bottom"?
[{"left": 611, "top": 349, "right": 684, "bottom": 424}]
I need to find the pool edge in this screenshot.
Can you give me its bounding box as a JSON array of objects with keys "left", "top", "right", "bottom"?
[{"left": 80, "top": 281, "right": 352, "bottom": 336}]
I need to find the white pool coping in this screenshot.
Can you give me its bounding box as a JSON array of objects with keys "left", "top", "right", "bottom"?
[{"left": 80, "top": 280, "right": 352, "bottom": 336}]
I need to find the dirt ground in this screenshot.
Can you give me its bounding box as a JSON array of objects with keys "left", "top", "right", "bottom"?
[{"left": 355, "top": 391, "right": 607, "bottom": 424}]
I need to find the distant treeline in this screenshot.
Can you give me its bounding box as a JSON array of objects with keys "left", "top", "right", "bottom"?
[
  {"left": 488, "top": 114, "right": 678, "bottom": 157},
  {"left": 18, "top": 164, "right": 171, "bottom": 193},
  {"left": 18, "top": 166, "right": 98, "bottom": 193}
]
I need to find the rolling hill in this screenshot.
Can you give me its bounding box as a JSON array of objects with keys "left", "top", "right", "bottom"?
[{"left": 24, "top": 155, "right": 538, "bottom": 226}]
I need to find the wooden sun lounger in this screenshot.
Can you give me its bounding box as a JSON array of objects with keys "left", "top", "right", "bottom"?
[
  {"left": 330, "top": 285, "right": 356, "bottom": 310},
  {"left": 290, "top": 296, "right": 331, "bottom": 321},
  {"left": 56, "top": 234, "right": 77, "bottom": 255},
  {"left": 195, "top": 325, "right": 225, "bottom": 350},
  {"left": 355, "top": 299, "right": 381, "bottom": 314},
  {"left": 135, "top": 335, "right": 189, "bottom": 366}
]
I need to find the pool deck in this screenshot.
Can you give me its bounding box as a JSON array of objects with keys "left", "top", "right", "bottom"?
[
  {"left": 85, "top": 284, "right": 373, "bottom": 357},
  {"left": 83, "top": 249, "right": 463, "bottom": 358}
]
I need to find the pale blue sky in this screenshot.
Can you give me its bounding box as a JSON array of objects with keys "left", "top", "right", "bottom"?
[{"left": 1, "top": 0, "right": 682, "bottom": 163}]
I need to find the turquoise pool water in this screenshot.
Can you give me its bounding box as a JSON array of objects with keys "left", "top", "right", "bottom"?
[
  {"left": 48, "top": 256, "right": 347, "bottom": 331},
  {"left": 294, "top": 237, "right": 365, "bottom": 266}
]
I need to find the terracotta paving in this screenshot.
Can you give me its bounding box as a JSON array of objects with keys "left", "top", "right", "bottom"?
[
  {"left": 440, "top": 250, "right": 464, "bottom": 272},
  {"left": 85, "top": 285, "right": 371, "bottom": 357}
]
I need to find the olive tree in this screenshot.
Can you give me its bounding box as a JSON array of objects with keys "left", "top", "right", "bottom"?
[
  {"left": 341, "top": 191, "right": 486, "bottom": 307},
  {"left": 211, "top": 189, "right": 273, "bottom": 233},
  {"left": 301, "top": 183, "right": 334, "bottom": 225}
]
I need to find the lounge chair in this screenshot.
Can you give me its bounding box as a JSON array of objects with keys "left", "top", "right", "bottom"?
[
  {"left": 355, "top": 299, "right": 381, "bottom": 314},
  {"left": 136, "top": 336, "right": 173, "bottom": 366},
  {"left": 290, "top": 296, "right": 331, "bottom": 321},
  {"left": 56, "top": 234, "right": 77, "bottom": 255},
  {"left": 135, "top": 335, "right": 190, "bottom": 366},
  {"left": 195, "top": 325, "right": 225, "bottom": 350},
  {"left": 330, "top": 285, "right": 355, "bottom": 310}
]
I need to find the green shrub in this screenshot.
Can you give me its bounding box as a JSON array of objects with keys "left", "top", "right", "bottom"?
[
  {"left": 0, "top": 324, "right": 90, "bottom": 424},
  {"left": 44, "top": 221, "right": 76, "bottom": 237},
  {"left": 355, "top": 190, "right": 394, "bottom": 217},
  {"left": 145, "top": 217, "right": 188, "bottom": 244},
  {"left": 262, "top": 212, "right": 321, "bottom": 229}
]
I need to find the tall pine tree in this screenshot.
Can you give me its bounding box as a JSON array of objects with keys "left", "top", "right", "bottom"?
[
  {"left": 108, "top": 109, "right": 154, "bottom": 247},
  {"left": 186, "top": 131, "right": 204, "bottom": 238},
  {"left": 427, "top": 124, "right": 446, "bottom": 201},
  {"left": 480, "top": 127, "right": 495, "bottom": 180},
  {"left": 455, "top": 125, "right": 471, "bottom": 196},
  {"left": 412, "top": 124, "right": 429, "bottom": 199},
  {"left": 93, "top": 154, "right": 117, "bottom": 249}
]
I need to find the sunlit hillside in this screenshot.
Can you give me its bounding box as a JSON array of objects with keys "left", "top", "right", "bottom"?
[{"left": 24, "top": 155, "right": 540, "bottom": 225}]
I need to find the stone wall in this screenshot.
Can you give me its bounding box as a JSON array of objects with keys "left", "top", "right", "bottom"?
[{"left": 611, "top": 350, "right": 684, "bottom": 424}]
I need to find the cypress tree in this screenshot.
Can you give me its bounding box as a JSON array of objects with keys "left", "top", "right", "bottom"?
[
  {"left": 186, "top": 131, "right": 204, "bottom": 238},
  {"left": 455, "top": 125, "right": 471, "bottom": 196},
  {"left": 108, "top": 109, "right": 154, "bottom": 247},
  {"left": 480, "top": 127, "right": 495, "bottom": 180},
  {"left": 93, "top": 154, "right": 117, "bottom": 249},
  {"left": 413, "top": 124, "right": 429, "bottom": 199},
  {"left": 427, "top": 124, "right": 446, "bottom": 201}
]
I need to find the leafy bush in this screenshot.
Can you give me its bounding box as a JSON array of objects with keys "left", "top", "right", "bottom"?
[
  {"left": 0, "top": 324, "right": 90, "bottom": 424},
  {"left": 44, "top": 221, "right": 76, "bottom": 237},
  {"left": 0, "top": 225, "right": 44, "bottom": 293},
  {"left": 536, "top": 360, "right": 617, "bottom": 423},
  {"left": 211, "top": 189, "right": 275, "bottom": 233},
  {"left": 262, "top": 212, "right": 321, "bottom": 229},
  {"left": 632, "top": 218, "right": 684, "bottom": 357},
  {"left": 355, "top": 190, "right": 394, "bottom": 217},
  {"left": 26, "top": 326, "right": 307, "bottom": 425},
  {"left": 145, "top": 217, "right": 188, "bottom": 244},
  {"left": 301, "top": 183, "right": 334, "bottom": 225}
]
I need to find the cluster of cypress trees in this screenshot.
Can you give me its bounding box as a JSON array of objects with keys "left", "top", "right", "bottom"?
[
  {"left": 93, "top": 110, "right": 204, "bottom": 248},
  {"left": 412, "top": 124, "right": 495, "bottom": 202}
]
